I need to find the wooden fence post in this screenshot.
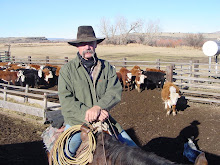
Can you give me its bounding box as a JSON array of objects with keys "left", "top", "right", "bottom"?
[
  {"left": 189, "top": 60, "right": 193, "bottom": 84},
  {"left": 46, "top": 56, "right": 49, "bottom": 64},
  {"left": 166, "top": 65, "right": 173, "bottom": 82},
  {"left": 3, "top": 86, "right": 7, "bottom": 101},
  {"left": 65, "top": 57, "right": 68, "bottom": 63},
  {"left": 156, "top": 59, "right": 160, "bottom": 70},
  {"left": 43, "top": 93, "right": 48, "bottom": 120},
  {"left": 123, "top": 58, "right": 127, "bottom": 68},
  {"left": 24, "top": 84, "right": 29, "bottom": 103},
  {"left": 12, "top": 56, "right": 15, "bottom": 62},
  {"left": 5, "top": 51, "right": 10, "bottom": 61},
  {"left": 28, "top": 56, "right": 32, "bottom": 64},
  {"left": 194, "top": 60, "right": 199, "bottom": 83}
]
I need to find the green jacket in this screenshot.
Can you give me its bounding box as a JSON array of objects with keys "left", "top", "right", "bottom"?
[{"left": 58, "top": 54, "right": 123, "bottom": 133}]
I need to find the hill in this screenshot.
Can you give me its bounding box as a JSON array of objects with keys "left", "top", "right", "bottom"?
[{"left": 0, "top": 37, "right": 49, "bottom": 43}]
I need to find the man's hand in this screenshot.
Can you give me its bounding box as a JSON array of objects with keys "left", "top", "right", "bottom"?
[
  {"left": 98, "top": 110, "right": 109, "bottom": 122},
  {"left": 85, "top": 106, "right": 101, "bottom": 123}
]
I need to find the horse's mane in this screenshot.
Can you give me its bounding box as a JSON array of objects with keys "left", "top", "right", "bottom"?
[{"left": 94, "top": 133, "right": 176, "bottom": 165}]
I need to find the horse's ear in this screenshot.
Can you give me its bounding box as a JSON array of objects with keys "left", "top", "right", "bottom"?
[{"left": 194, "top": 152, "right": 208, "bottom": 165}]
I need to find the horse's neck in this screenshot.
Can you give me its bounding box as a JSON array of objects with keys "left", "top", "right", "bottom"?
[{"left": 92, "top": 133, "right": 175, "bottom": 165}]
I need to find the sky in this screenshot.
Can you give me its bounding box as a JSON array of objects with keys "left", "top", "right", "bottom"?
[{"left": 0, "top": 0, "right": 219, "bottom": 39}]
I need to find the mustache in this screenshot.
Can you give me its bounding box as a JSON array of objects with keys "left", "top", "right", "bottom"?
[{"left": 83, "top": 50, "right": 95, "bottom": 55}]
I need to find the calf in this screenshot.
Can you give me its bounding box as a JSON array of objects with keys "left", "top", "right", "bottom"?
[
  {"left": 132, "top": 69, "right": 146, "bottom": 92},
  {"left": 142, "top": 70, "right": 166, "bottom": 90},
  {"left": 161, "top": 81, "right": 180, "bottom": 116},
  {"left": 116, "top": 71, "right": 123, "bottom": 87},
  {"left": 119, "top": 67, "right": 132, "bottom": 91},
  {"left": 42, "top": 67, "right": 55, "bottom": 86}
]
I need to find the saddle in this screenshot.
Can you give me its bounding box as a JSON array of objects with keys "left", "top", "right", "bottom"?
[
  {"left": 75, "top": 122, "right": 111, "bottom": 159},
  {"left": 42, "top": 121, "right": 112, "bottom": 164}
]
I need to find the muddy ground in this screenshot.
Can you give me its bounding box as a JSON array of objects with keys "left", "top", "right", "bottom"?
[{"left": 0, "top": 89, "right": 220, "bottom": 165}]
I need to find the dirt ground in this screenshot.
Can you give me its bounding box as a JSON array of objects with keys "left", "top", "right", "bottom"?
[{"left": 0, "top": 89, "right": 220, "bottom": 165}]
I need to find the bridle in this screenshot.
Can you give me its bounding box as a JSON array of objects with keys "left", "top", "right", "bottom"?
[{"left": 100, "top": 118, "right": 119, "bottom": 165}]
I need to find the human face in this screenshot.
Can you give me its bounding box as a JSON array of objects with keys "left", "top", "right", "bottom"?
[{"left": 77, "top": 41, "right": 97, "bottom": 60}]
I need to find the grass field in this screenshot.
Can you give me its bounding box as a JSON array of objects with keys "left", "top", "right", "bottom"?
[{"left": 0, "top": 43, "right": 211, "bottom": 63}]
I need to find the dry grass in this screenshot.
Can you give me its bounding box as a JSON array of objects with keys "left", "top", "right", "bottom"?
[
  {"left": 0, "top": 96, "right": 43, "bottom": 108},
  {"left": 0, "top": 43, "right": 208, "bottom": 63}
]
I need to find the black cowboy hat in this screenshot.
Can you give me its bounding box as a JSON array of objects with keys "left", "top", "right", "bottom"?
[{"left": 68, "top": 26, "right": 105, "bottom": 46}]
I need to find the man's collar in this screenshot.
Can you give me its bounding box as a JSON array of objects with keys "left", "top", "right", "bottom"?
[{"left": 75, "top": 53, "right": 82, "bottom": 68}]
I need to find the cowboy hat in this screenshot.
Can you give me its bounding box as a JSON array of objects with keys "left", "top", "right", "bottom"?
[{"left": 68, "top": 26, "right": 105, "bottom": 46}]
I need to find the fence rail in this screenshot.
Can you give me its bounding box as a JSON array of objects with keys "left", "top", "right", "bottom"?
[
  {"left": 0, "top": 83, "right": 60, "bottom": 119},
  {"left": 0, "top": 51, "right": 10, "bottom": 62}
]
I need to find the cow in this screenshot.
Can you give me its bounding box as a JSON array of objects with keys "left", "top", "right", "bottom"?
[
  {"left": 42, "top": 67, "right": 55, "bottom": 86},
  {"left": 45, "top": 64, "right": 61, "bottom": 77},
  {"left": 0, "top": 62, "right": 11, "bottom": 69},
  {"left": 16, "top": 69, "right": 40, "bottom": 88},
  {"left": 0, "top": 70, "right": 20, "bottom": 85},
  {"left": 146, "top": 68, "right": 166, "bottom": 73},
  {"left": 7, "top": 64, "right": 27, "bottom": 71},
  {"left": 119, "top": 67, "right": 132, "bottom": 91},
  {"left": 161, "top": 81, "right": 180, "bottom": 116},
  {"left": 142, "top": 69, "right": 166, "bottom": 90},
  {"left": 130, "top": 66, "right": 147, "bottom": 92},
  {"left": 116, "top": 71, "right": 123, "bottom": 87}
]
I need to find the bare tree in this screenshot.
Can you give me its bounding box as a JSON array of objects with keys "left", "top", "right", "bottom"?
[
  {"left": 98, "top": 17, "right": 111, "bottom": 43},
  {"left": 98, "top": 17, "right": 118, "bottom": 44},
  {"left": 116, "top": 16, "right": 143, "bottom": 44},
  {"left": 98, "top": 16, "right": 160, "bottom": 45},
  {"left": 184, "top": 33, "right": 204, "bottom": 48},
  {"left": 143, "top": 19, "right": 161, "bottom": 46}
]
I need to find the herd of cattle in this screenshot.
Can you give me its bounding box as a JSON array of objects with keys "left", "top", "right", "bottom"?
[
  {"left": 0, "top": 62, "right": 181, "bottom": 116},
  {"left": 0, "top": 62, "right": 60, "bottom": 88},
  {"left": 116, "top": 65, "right": 166, "bottom": 92},
  {"left": 117, "top": 65, "right": 181, "bottom": 116}
]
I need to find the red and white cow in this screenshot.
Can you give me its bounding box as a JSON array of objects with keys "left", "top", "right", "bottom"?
[
  {"left": 130, "top": 66, "right": 146, "bottom": 92},
  {"left": 119, "top": 67, "right": 132, "bottom": 91},
  {"left": 0, "top": 70, "right": 20, "bottom": 85},
  {"left": 161, "top": 81, "right": 180, "bottom": 116}
]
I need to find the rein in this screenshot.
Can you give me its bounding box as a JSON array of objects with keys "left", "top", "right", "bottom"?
[
  {"left": 100, "top": 118, "right": 119, "bottom": 165},
  {"left": 101, "top": 126, "right": 108, "bottom": 165}
]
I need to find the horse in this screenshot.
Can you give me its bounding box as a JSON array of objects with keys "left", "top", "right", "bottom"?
[
  {"left": 90, "top": 132, "right": 207, "bottom": 165},
  {"left": 47, "top": 124, "right": 207, "bottom": 165},
  {"left": 90, "top": 132, "right": 176, "bottom": 165}
]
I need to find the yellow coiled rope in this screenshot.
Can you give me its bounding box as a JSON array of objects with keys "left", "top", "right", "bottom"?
[{"left": 50, "top": 125, "right": 96, "bottom": 165}]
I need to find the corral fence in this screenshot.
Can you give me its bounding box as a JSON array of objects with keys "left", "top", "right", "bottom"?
[
  {"left": 10, "top": 56, "right": 69, "bottom": 65},
  {"left": 0, "top": 83, "right": 60, "bottom": 120},
  {"left": 108, "top": 58, "right": 220, "bottom": 104},
  {"left": 0, "top": 51, "right": 11, "bottom": 62},
  {"left": 0, "top": 45, "right": 11, "bottom": 62},
  {"left": 1, "top": 56, "right": 220, "bottom": 119}
]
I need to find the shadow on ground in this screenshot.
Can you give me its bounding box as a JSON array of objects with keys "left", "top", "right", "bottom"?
[{"left": 0, "top": 141, "right": 48, "bottom": 165}]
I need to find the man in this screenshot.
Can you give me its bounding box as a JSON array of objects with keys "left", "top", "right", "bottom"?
[{"left": 58, "top": 26, "right": 136, "bottom": 157}]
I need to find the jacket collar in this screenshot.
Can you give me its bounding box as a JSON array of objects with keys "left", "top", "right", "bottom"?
[{"left": 74, "top": 52, "right": 98, "bottom": 69}]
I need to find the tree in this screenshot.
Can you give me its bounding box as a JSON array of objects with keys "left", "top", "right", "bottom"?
[
  {"left": 184, "top": 33, "right": 204, "bottom": 48},
  {"left": 142, "top": 19, "right": 161, "bottom": 46},
  {"left": 116, "top": 16, "right": 143, "bottom": 44}
]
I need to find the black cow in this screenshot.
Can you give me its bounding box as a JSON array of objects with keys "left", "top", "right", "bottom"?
[
  {"left": 142, "top": 71, "right": 166, "bottom": 90},
  {"left": 16, "top": 69, "right": 40, "bottom": 88}
]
